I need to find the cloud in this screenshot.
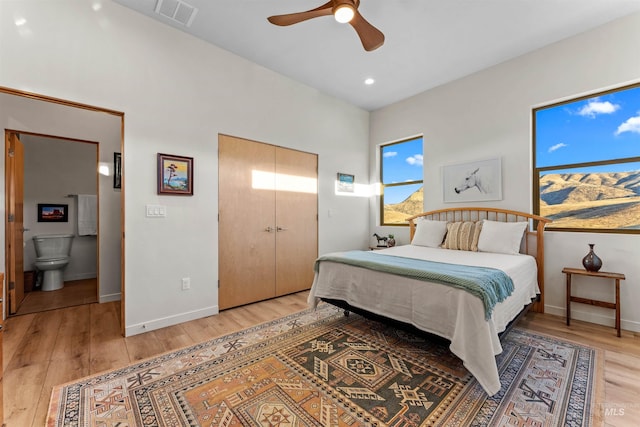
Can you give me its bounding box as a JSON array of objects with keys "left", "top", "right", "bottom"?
[
  {"left": 406, "top": 154, "right": 423, "bottom": 166},
  {"left": 383, "top": 151, "right": 397, "bottom": 158},
  {"left": 615, "top": 113, "right": 640, "bottom": 135},
  {"left": 577, "top": 99, "right": 620, "bottom": 118},
  {"left": 548, "top": 143, "right": 568, "bottom": 153}
]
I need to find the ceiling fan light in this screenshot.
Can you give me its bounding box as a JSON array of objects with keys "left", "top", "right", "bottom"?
[{"left": 334, "top": 5, "right": 354, "bottom": 23}]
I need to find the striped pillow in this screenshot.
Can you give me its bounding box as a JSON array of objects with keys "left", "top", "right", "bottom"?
[{"left": 443, "top": 221, "right": 483, "bottom": 251}]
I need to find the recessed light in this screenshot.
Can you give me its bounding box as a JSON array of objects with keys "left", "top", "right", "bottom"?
[
  {"left": 15, "top": 17, "right": 27, "bottom": 26},
  {"left": 364, "top": 78, "right": 375, "bottom": 85}
]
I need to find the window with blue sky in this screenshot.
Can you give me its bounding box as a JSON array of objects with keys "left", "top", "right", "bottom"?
[
  {"left": 380, "top": 136, "right": 423, "bottom": 225},
  {"left": 534, "top": 83, "right": 640, "bottom": 232}
]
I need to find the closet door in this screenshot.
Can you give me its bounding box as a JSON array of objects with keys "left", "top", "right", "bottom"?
[
  {"left": 218, "top": 135, "right": 276, "bottom": 310},
  {"left": 275, "top": 147, "right": 318, "bottom": 296}
]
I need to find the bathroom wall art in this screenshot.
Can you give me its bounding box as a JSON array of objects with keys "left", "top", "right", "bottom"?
[
  {"left": 157, "top": 153, "right": 194, "bottom": 195},
  {"left": 38, "top": 203, "right": 69, "bottom": 222},
  {"left": 114, "top": 152, "right": 122, "bottom": 189}
]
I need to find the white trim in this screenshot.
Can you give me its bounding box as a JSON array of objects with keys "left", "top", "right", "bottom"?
[
  {"left": 64, "top": 272, "right": 97, "bottom": 281},
  {"left": 125, "top": 305, "right": 218, "bottom": 337},
  {"left": 545, "top": 303, "right": 640, "bottom": 333},
  {"left": 99, "top": 292, "right": 121, "bottom": 303}
]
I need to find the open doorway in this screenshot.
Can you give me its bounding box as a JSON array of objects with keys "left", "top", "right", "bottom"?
[
  {"left": 6, "top": 131, "right": 99, "bottom": 315},
  {"left": 1, "top": 86, "right": 125, "bottom": 334}
]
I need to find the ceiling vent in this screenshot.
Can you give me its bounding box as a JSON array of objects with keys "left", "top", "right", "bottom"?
[{"left": 155, "top": 0, "right": 198, "bottom": 27}]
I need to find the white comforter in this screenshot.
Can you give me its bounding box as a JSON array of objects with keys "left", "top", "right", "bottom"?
[{"left": 308, "top": 244, "right": 539, "bottom": 396}]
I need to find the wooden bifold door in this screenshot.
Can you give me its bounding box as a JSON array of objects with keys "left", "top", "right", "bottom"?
[{"left": 218, "top": 135, "right": 318, "bottom": 310}]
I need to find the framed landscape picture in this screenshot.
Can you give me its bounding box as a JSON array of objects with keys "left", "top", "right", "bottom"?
[
  {"left": 157, "top": 153, "right": 193, "bottom": 195},
  {"left": 38, "top": 204, "right": 69, "bottom": 222},
  {"left": 337, "top": 173, "right": 355, "bottom": 192}
]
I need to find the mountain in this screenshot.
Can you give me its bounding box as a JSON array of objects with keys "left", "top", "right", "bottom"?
[
  {"left": 540, "top": 171, "right": 640, "bottom": 205},
  {"left": 384, "top": 187, "right": 423, "bottom": 224},
  {"left": 539, "top": 171, "right": 640, "bottom": 229}
]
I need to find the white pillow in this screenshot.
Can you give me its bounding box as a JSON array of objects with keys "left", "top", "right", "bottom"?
[
  {"left": 477, "top": 220, "right": 528, "bottom": 255},
  {"left": 411, "top": 219, "right": 448, "bottom": 248}
]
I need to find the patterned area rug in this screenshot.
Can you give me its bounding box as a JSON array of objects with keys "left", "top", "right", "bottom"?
[{"left": 47, "top": 303, "right": 601, "bottom": 426}]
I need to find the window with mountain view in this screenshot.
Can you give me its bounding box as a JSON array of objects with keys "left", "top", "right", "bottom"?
[
  {"left": 533, "top": 83, "right": 640, "bottom": 232},
  {"left": 380, "top": 136, "right": 423, "bottom": 225}
]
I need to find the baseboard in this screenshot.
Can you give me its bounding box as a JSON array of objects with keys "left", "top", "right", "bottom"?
[
  {"left": 64, "top": 272, "right": 97, "bottom": 281},
  {"left": 545, "top": 304, "right": 640, "bottom": 333},
  {"left": 125, "top": 305, "right": 219, "bottom": 337},
  {"left": 99, "top": 293, "right": 121, "bottom": 303}
]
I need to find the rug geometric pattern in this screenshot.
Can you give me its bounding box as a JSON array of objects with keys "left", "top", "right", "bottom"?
[{"left": 47, "top": 303, "right": 599, "bottom": 426}]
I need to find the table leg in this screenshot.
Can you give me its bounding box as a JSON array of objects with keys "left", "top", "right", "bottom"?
[
  {"left": 615, "top": 278, "right": 621, "bottom": 337},
  {"left": 566, "top": 273, "right": 571, "bottom": 326}
]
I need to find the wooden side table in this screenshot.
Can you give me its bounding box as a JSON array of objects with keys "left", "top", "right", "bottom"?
[{"left": 563, "top": 267, "right": 625, "bottom": 337}]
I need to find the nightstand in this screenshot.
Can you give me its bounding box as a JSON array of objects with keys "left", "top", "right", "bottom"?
[{"left": 563, "top": 267, "right": 625, "bottom": 337}]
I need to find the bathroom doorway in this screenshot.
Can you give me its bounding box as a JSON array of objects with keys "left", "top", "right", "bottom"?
[
  {"left": 6, "top": 131, "right": 99, "bottom": 315},
  {"left": 1, "top": 86, "right": 125, "bottom": 334}
]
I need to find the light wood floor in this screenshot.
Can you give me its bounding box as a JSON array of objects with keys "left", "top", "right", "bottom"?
[
  {"left": 15, "top": 278, "right": 98, "bottom": 316},
  {"left": 3, "top": 292, "right": 639, "bottom": 427}
]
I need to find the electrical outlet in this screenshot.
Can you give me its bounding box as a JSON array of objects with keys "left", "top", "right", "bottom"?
[{"left": 181, "top": 277, "right": 191, "bottom": 290}]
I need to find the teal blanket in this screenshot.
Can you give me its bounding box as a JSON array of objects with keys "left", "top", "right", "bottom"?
[{"left": 315, "top": 251, "right": 514, "bottom": 320}]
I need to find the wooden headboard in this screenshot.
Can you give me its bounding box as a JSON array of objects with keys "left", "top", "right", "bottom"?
[{"left": 406, "top": 207, "right": 552, "bottom": 313}]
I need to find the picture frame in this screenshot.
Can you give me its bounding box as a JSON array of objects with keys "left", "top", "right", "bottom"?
[
  {"left": 442, "top": 157, "right": 502, "bottom": 203},
  {"left": 113, "top": 152, "right": 122, "bottom": 189},
  {"left": 157, "top": 153, "right": 194, "bottom": 195},
  {"left": 37, "top": 204, "right": 69, "bottom": 222},
  {"left": 337, "top": 172, "right": 355, "bottom": 192}
]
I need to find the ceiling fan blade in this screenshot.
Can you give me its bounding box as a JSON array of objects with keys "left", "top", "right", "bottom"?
[
  {"left": 349, "top": 11, "right": 385, "bottom": 51},
  {"left": 268, "top": 1, "right": 334, "bottom": 26}
]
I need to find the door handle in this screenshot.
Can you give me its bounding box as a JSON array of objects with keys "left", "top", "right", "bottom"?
[
  {"left": 276, "top": 226, "right": 288, "bottom": 232},
  {"left": 265, "top": 226, "right": 275, "bottom": 232}
]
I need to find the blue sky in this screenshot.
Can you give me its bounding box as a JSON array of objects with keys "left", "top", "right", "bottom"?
[
  {"left": 382, "top": 137, "right": 423, "bottom": 183},
  {"left": 382, "top": 137, "right": 423, "bottom": 203},
  {"left": 536, "top": 85, "right": 640, "bottom": 172}
]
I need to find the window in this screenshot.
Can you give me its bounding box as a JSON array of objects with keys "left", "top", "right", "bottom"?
[
  {"left": 380, "top": 136, "right": 423, "bottom": 225},
  {"left": 533, "top": 83, "right": 640, "bottom": 233}
]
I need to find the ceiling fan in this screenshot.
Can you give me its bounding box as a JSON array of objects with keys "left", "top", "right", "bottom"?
[{"left": 267, "top": 0, "right": 385, "bottom": 52}]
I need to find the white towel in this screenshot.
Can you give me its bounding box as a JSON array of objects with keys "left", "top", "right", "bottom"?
[{"left": 77, "top": 194, "right": 97, "bottom": 236}]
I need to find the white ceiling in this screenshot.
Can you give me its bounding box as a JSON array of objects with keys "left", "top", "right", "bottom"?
[{"left": 113, "top": 0, "right": 640, "bottom": 111}]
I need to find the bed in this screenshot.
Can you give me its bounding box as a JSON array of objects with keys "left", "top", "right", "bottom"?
[{"left": 308, "top": 207, "right": 551, "bottom": 396}]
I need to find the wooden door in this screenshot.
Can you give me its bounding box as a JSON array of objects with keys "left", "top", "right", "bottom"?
[
  {"left": 275, "top": 147, "right": 318, "bottom": 296},
  {"left": 218, "top": 135, "right": 276, "bottom": 310},
  {"left": 5, "top": 132, "right": 25, "bottom": 315},
  {"left": 0, "top": 272, "right": 3, "bottom": 425}
]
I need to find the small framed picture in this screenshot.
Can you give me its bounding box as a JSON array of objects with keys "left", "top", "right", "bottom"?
[
  {"left": 38, "top": 204, "right": 69, "bottom": 222},
  {"left": 114, "top": 152, "right": 122, "bottom": 189},
  {"left": 337, "top": 173, "right": 355, "bottom": 192},
  {"left": 157, "top": 153, "right": 194, "bottom": 195}
]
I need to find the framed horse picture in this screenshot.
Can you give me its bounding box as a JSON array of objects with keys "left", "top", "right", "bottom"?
[{"left": 442, "top": 157, "right": 502, "bottom": 203}]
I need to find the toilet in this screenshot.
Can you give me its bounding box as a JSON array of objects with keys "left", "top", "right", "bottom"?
[{"left": 33, "top": 234, "right": 74, "bottom": 291}]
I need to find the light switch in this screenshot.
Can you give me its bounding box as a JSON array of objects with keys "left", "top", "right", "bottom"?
[{"left": 146, "top": 204, "right": 167, "bottom": 218}]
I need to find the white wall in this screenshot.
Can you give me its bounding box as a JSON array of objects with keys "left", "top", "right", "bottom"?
[
  {"left": 22, "top": 135, "right": 98, "bottom": 282},
  {"left": 0, "top": 1, "right": 370, "bottom": 335},
  {"left": 370, "top": 12, "right": 640, "bottom": 331},
  {"left": 0, "top": 92, "right": 122, "bottom": 302}
]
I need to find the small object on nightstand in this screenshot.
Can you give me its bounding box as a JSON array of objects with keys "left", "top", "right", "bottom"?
[
  {"left": 372, "top": 233, "right": 388, "bottom": 247},
  {"left": 387, "top": 234, "right": 396, "bottom": 247},
  {"left": 563, "top": 267, "right": 625, "bottom": 337}
]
